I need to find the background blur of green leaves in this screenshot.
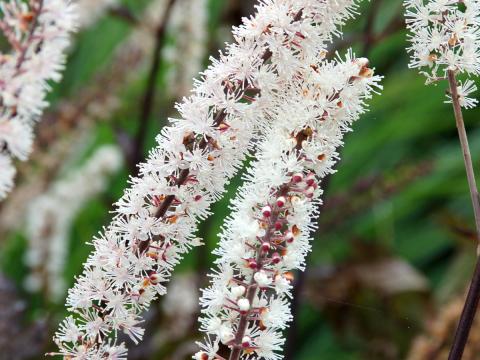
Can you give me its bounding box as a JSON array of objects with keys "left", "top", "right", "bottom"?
[{"left": 1, "top": 0, "right": 480, "bottom": 359}]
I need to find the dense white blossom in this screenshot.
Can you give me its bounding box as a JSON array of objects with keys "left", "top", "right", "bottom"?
[
  {"left": 196, "top": 55, "right": 381, "bottom": 360},
  {"left": 405, "top": 0, "right": 480, "bottom": 107},
  {"left": 53, "top": 0, "right": 365, "bottom": 357},
  {"left": 0, "top": 0, "right": 77, "bottom": 200},
  {"left": 24, "top": 145, "right": 123, "bottom": 301}
]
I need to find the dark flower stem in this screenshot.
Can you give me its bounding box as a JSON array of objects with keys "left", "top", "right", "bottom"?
[
  {"left": 447, "top": 69, "right": 480, "bottom": 360},
  {"left": 130, "top": 0, "right": 176, "bottom": 175}
]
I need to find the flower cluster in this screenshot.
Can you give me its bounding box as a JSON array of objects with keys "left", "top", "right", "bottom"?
[
  {"left": 405, "top": 0, "right": 480, "bottom": 107},
  {"left": 24, "top": 145, "right": 123, "bottom": 301},
  {"left": 0, "top": 0, "right": 77, "bottom": 200},
  {"left": 196, "top": 54, "right": 381, "bottom": 360},
  {"left": 166, "top": 0, "right": 208, "bottom": 97},
  {"left": 53, "top": 0, "right": 365, "bottom": 357},
  {"left": 0, "top": 0, "right": 172, "bottom": 237}
]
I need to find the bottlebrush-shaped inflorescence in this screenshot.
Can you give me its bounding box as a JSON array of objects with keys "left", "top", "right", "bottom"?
[
  {"left": 0, "top": 0, "right": 77, "bottom": 200},
  {"left": 52, "top": 0, "right": 365, "bottom": 358},
  {"left": 405, "top": 0, "right": 480, "bottom": 107},
  {"left": 195, "top": 53, "right": 381, "bottom": 360}
]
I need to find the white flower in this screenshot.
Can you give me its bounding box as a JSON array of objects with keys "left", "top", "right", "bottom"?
[
  {"left": 0, "top": 0, "right": 77, "bottom": 200},
  {"left": 405, "top": 0, "right": 480, "bottom": 80},
  {"left": 254, "top": 271, "right": 272, "bottom": 288},
  {"left": 231, "top": 285, "right": 246, "bottom": 298},
  {"left": 56, "top": 0, "right": 373, "bottom": 357},
  {"left": 445, "top": 79, "right": 479, "bottom": 109},
  {"left": 197, "top": 53, "right": 382, "bottom": 359}
]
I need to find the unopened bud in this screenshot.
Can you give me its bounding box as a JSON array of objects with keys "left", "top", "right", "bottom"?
[
  {"left": 276, "top": 196, "right": 286, "bottom": 207},
  {"left": 242, "top": 336, "right": 252, "bottom": 348},
  {"left": 194, "top": 352, "right": 209, "bottom": 360},
  {"left": 238, "top": 298, "right": 250, "bottom": 313},
  {"left": 306, "top": 173, "right": 315, "bottom": 186},
  {"left": 248, "top": 259, "right": 258, "bottom": 270},
  {"left": 262, "top": 205, "right": 272, "bottom": 218},
  {"left": 261, "top": 242, "right": 271, "bottom": 252},
  {"left": 231, "top": 285, "right": 246, "bottom": 298},
  {"left": 292, "top": 173, "right": 303, "bottom": 183},
  {"left": 274, "top": 221, "right": 283, "bottom": 230},
  {"left": 272, "top": 252, "right": 281, "bottom": 264}
]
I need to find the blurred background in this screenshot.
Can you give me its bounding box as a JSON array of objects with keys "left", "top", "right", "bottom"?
[{"left": 1, "top": 0, "right": 480, "bottom": 359}]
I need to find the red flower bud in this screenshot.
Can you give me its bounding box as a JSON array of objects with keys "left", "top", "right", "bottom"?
[
  {"left": 292, "top": 173, "right": 303, "bottom": 183},
  {"left": 262, "top": 205, "right": 272, "bottom": 218},
  {"left": 261, "top": 242, "right": 271, "bottom": 252}
]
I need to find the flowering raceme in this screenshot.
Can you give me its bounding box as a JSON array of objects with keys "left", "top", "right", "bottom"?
[
  {"left": 405, "top": 0, "right": 480, "bottom": 107},
  {"left": 53, "top": 0, "right": 366, "bottom": 357},
  {"left": 195, "top": 53, "right": 381, "bottom": 360},
  {"left": 0, "top": 0, "right": 77, "bottom": 200}
]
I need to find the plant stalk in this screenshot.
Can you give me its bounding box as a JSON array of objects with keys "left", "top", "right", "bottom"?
[
  {"left": 447, "top": 69, "right": 480, "bottom": 360},
  {"left": 130, "top": 0, "right": 176, "bottom": 175}
]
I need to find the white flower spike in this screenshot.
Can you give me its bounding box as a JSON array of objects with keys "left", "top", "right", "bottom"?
[
  {"left": 197, "top": 54, "right": 382, "bottom": 360},
  {"left": 405, "top": 0, "right": 480, "bottom": 107},
  {"left": 0, "top": 0, "right": 77, "bottom": 200},
  {"left": 53, "top": 0, "right": 365, "bottom": 357}
]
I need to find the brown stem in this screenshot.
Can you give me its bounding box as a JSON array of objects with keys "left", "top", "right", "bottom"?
[
  {"left": 447, "top": 70, "right": 480, "bottom": 239},
  {"left": 448, "top": 257, "right": 480, "bottom": 360},
  {"left": 447, "top": 69, "right": 480, "bottom": 360},
  {"left": 130, "top": 0, "right": 176, "bottom": 175}
]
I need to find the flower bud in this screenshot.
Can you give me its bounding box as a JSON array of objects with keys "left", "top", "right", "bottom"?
[
  {"left": 194, "top": 352, "right": 209, "bottom": 360},
  {"left": 274, "top": 221, "right": 283, "bottom": 230},
  {"left": 272, "top": 252, "right": 281, "bottom": 264},
  {"left": 238, "top": 298, "right": 250, "bottom": 313},
  {"left": 292, "top": 173, "right": 303, "bottom": 183},
  {"left": 231, "top": 285, "right": 246, "bottom": 298},
  {"left": 306, "top": 173, "right": 316, "bottom": 186},
  {"left": 261, "top": 242, "right": 271, "bottom": 252},
  {"left": 248, "top": 259, "right": 258, "bottom": 270},
  {"left": 242, "top": 336, "right": 252, "bottom": 348},
  {"left": 276, "top": 196, "right": 286, "bottom": 207},
  {"left": 261, "top": 205, "right": 272, "bottom": 217}
]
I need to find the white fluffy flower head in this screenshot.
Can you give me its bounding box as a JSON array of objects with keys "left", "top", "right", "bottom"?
[
  {"left": 405, "top": 0, "right": 480, "bottom": 108},
  {"left": 405, "top": 0, "right": 480, "bottom": 78}
]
